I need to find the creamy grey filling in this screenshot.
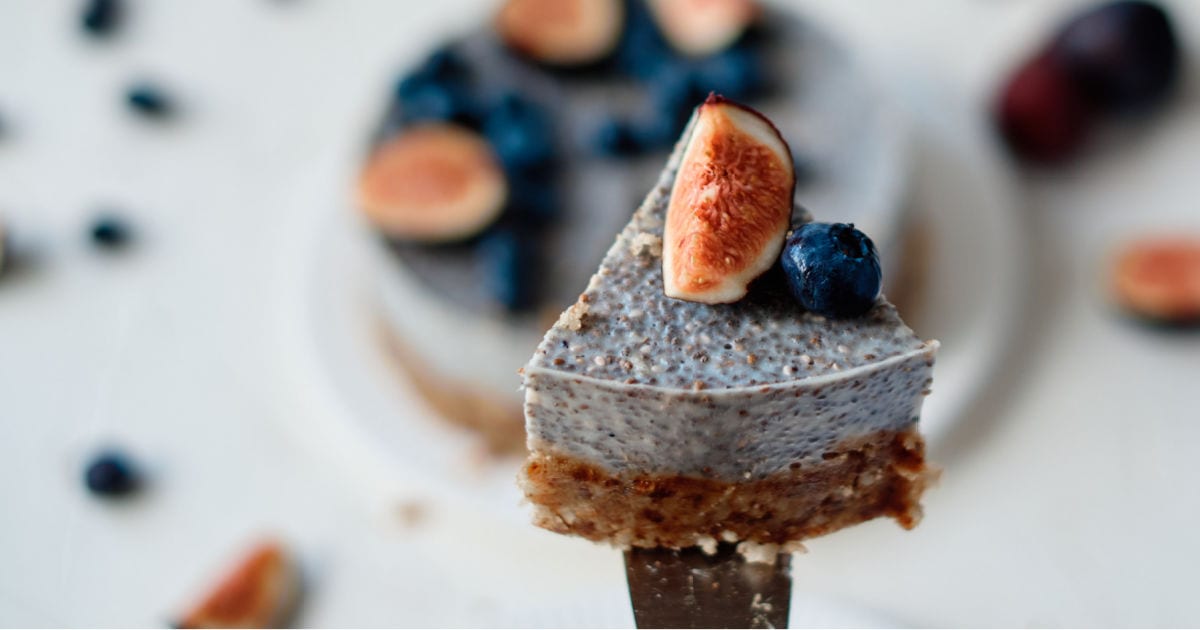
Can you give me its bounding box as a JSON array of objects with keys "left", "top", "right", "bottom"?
[{"left": 524, "top": 346, "right": 934, "bottom": 479}]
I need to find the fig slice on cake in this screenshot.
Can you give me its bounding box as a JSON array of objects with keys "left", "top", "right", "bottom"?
[
  {"left": 176, "top": 540, "right": 300, "bottom": 629},
  {"left": 357, "top": 124, "right": 507, "bottom": 243},
  {"left": 662, "top": 94, "right": 794, "bottom": 304},
  {"left": 648, "top": 0, "right": 760, "bottom": 57},
  {"left": 495, "top": 0, "right": 624, "bottom": 67}
]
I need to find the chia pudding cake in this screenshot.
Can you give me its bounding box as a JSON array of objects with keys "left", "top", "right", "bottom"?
[
  {"left": 359, "top": 0, "right": 913, "bottom": 454},
  {"left": 519, "top": 98, "right": 937, "bottom": 549}
]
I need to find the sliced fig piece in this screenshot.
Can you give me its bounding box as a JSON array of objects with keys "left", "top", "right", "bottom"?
[
  {"left": 648, "top": 0, "right": 760, "bottom": 57},
  {"left": 177, "top": 540, "right": 300, "bottom": 629},
  {"left": 495, "top": 0, "right": 624, "bottom": 66},
  {"left": 662, "top": 94, "right": 794, "bottom": 304},
  {"left": 1112, "top": 237, "right": 1200, "bottom": 325},
  {"left": 358, "top": 124, "right": 507, "bottom": 243}
]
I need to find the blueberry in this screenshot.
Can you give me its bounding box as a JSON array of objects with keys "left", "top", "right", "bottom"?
[
  {"left": 780, "top": 222, "right": 881, "bottom": 318},
  {"left": 126, "top": 83, "right": 173, "bottom": 118},
  {"left": 692, "top": 45, "right": 765, "bottom": 101},
  {"left": 505, "top": 173, "right": 559, "bottom": 226},
  {"left": 84, "top": 451, "right": 140, "bottom": 497},
  {"left": 89, "top": 214, "right": 132, "bottom": 250},
  {"left": 395, "top": 48, "right": 471, "bottom": 96},
  {"left": 591, "top": 117, "right": 643, "bottom": 157},
  {"left": 614, "top": 0, "right": 674, "bottom": 80},
  {"left": 80, "top": 0, "right": 123, "bottom": 38},
  {"left": 484, "top": 94, "right": 555, "bottom": 171},
  {"left": 642, "top": 65, "right": 703, "bottom": 144},
  {"left": 1053, "top": 0, "right": 1180, "bottom": 114},
  {"left": 421, "top": 47, "right": 471, "bottom": 85},
  {"left": 479, "top": 228, "right": 538, "bottom": 312},
  {"left": 396, "top": 80, "right": 479, "bottom": 127}
]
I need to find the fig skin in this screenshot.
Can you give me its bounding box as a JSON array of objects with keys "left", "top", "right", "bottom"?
[
  {"left": 648, "top": 0, "right": 760, "bottom": 57},
  {"left": 357, "top": 124, "right": 507, "bottom": 243},
  {"left": 495, "top": 0, "right": 625, "bottom": 67},
  {"left": 177, "top": 541, "right": 299, "bottom": 629},
  {"left": 662, "top": 94, "right": 794, "bottom": 304},
  {"left": 1112, "top": 237, "right": 1200, "bottom": 326}
]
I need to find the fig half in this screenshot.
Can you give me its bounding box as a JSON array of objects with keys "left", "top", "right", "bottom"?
[
  {"left": 358, "top": 124, "right": 507, "bottom": 243},
  {"left": 495, "top": 0, "right": 624, "bottom": 66},
  {"left": 648, "top": 0, "right": 760, "bottom": 57},
  {"left": 662, "top": 94, "right": 794, "bottom": 304},
  {"left": 177, "top": 540, "right": 300, "bottom": 629}
]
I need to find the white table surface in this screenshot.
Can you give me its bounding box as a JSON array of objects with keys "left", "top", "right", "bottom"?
[{"left": 2, "top": 0, "right": 1199, "bottom": 626}]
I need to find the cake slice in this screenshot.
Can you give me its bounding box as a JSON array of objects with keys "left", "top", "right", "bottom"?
[{"left": 519, "top": 97, "right": 937, "bottom": 550}]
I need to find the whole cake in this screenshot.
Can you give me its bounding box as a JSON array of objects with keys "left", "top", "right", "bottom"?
[
  {"left": 520, "top": 97, "right": 937, "bottom": 549},
  {"left": 357, "top": 0, "right": 912, "bottom": 453}
]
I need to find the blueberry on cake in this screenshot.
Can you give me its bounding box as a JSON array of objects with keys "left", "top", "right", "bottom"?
[{"left": 519, "top": 96, "right": 937, "bottom": 549}]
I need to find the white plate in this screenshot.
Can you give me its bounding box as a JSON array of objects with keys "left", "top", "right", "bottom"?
[{"left": 273, "top": 46, "right": 1024, "bottom": 630}]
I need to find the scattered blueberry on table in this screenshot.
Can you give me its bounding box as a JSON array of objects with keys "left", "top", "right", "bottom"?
[
  {"left": 84, "top": 450, "right": 141, "bottom": 498},
  {"left": 126, "top": 83, "right": 174, "bottom": 119},
  {"left": 89, "top": 214, "right": 133, "bottom": 250},
  {"left": 780, "top": 222, "right": 881, "bottom": 319},
  {"left": 80, "top": 0, "right": 123, "bottom": 39}
]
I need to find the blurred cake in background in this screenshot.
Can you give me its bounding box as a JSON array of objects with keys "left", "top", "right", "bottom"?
[{"left": 355, "top": 0, "right": 913, "bottom": 453}]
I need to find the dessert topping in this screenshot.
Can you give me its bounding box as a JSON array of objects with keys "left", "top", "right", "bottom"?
[
  {"left": 662, "top": 95, "right": 793, "bottom": 304},
  {"left": 780, "top": 222, "right": 881, "bottom": 319}
]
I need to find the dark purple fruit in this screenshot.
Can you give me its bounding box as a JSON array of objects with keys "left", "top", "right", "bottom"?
[
  {"left": 1053, "top": 1, "right": 1180, "bottom": 115},
  {"left": 995, "top": 52, "right": 1093, "bottom": 163}
]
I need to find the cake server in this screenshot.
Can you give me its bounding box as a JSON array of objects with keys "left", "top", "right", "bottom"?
[{"left": 625, "top": 544, "right": 791, "bottom": 628}]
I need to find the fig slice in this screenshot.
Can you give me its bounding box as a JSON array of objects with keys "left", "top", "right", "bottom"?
[
  {"left": 358, "top": 124, "right": 507, "bottom": 243},
  {"left": 648, "top": 0, "right": 760, "bottom": 57},
  {"left": 495, "top": 0, "right": 624, "bottom": 66},
  {"left": 177, "top": 540, "right": 300, "bottom": 629},
  {"left": 662, "top": 94, "right": 793, "bottom": 304},
  {"left": 1112, "top": 237, "right": 1200, "bottom": 325}
]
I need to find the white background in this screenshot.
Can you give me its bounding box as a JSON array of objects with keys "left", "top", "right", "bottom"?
[{"left": 1, "top": 0, "right": 1199, "bottom": 626}]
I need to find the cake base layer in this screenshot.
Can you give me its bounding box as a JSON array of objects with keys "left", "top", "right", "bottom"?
[{"left": 520, "top": 427, "right": 933, "bottom": 549}]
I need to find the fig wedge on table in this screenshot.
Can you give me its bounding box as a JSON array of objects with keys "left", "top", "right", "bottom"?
[
  {"left": 662, "top": 94, "right": 794, "bottom": 304},
  {"left": 496, "top": 0, "right": 624, "bottom": 67},
  {"left": 177, "top": 540, "right": 300, "bottom": 629},
  {"left": 1112, "top": 237, "right": 1200, "bottom": 325},
  {"left": 649, "top": 0, "right": 760, "bottom": 57},
  {"left": 358, "top": 124, "right": 507, "bottom": 243}
]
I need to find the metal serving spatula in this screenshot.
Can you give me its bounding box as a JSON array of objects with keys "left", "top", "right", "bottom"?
[{"left": 625, "top": 544, "right": 792, "bottom": 629}]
